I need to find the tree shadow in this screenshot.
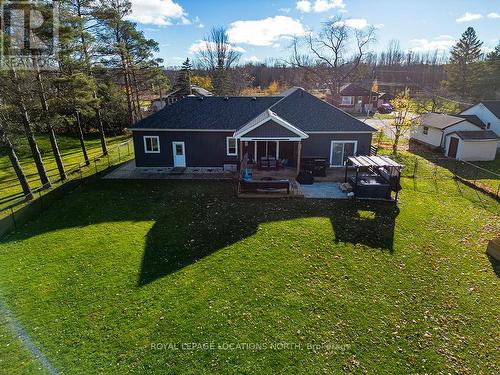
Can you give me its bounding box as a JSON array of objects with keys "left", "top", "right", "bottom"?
[
  {"left": 487, "top": 255, "right": 500, "bottom": 278},
  {"left": 0, "top": 178, "right": 400, "bottom": 287},
  {"left": 137, "top": 198, "right": 399, "bottom": 286}
]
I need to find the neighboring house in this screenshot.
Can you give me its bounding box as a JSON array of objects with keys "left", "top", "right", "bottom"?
[
  {"left": 331, "top": 83, "right": 379, "bottom": 114},
  {"left": 410, "top": 113, "right": 484, "bottom": 149},
  {"left": 460, "top": 101, "right": 500, "bottom": 149},
  {"left": 377, "top": 92, "right": 395, "bottom": 107},
  {"left": 150, "top": 85, "right": 213, "bottom": 112},
  {"left": 130, "top": 87, "right": 377, "bottom": 170},
  {"left": 444, "top": 131, "right": 499, "bottom": 161}
]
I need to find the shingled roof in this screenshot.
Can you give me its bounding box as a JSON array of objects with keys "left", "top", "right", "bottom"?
[
  {"left": 482, "top": 101, "right": 500, "bottom": 119},
  {"left": 131, "top": 88, "right": 376, "bottom": 133},
  {"left": 452, "top": 130, "right": 500, "bottom": 141},
  {"left": 420, "top": 113, "right": 469, "bottom": 129}
]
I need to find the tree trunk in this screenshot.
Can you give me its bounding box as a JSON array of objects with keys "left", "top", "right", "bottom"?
[
  {"left": 0, "top": 124, "right": 33, "bottom": 199},
  {"left": 75, "top": 111, "right": 90, "bottom": 166},
  {"left": 130, "top": 65, "right": 143, "bottom": 121},
  {"left": 76, "top": 0, "right": 108, "bottom": 155},
  {"left": 33, "top": 55, "right": 67, "bottom": 181},
  {"left": 11, "top": 66, "right": 51, "bottom": 187},
  {"left": 392, "top": 131, "right": 400, "bottom": 155}
]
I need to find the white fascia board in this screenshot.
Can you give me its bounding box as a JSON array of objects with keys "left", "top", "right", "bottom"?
[{"left": 234, "top": 110, "right": 308, "bottom": 139}]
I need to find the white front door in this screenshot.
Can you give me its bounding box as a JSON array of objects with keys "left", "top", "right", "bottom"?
[{"left": 172, "top": 142, "right": 186, "bottom": 167}]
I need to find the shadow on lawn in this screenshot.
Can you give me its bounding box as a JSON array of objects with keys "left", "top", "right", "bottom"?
[
  {"left": 0, "top": 179, "right": 399, "bottom": 286},
  {"left": 137, "top": 191, "right": 399, "bottom": 286}
]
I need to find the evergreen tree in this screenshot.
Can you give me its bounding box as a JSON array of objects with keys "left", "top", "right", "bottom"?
[
  {"left": 175, "top": 58, "right": 193, "bottom": 96},
  {"left": 446, "top": 27, "right": 483, "bottom": 100}
]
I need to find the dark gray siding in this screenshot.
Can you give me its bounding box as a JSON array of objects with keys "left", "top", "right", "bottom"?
[
  {"left": 133, "top": 130, "right": 373, "bottom": 168},
  {"left": 301, "top": 133, "right": 373, "bottom": 162},
  {"left": 245, "top": 120, "right": 298, "bottom": 138},
  {"left": 133, "top": 130, "right": 238, "bottom": 167}
]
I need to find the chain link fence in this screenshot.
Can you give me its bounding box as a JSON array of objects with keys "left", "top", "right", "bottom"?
[
  {"left": 0, "top": 139, "right": 134, "bottom": 236},
  {"left": 398, "top": 156, "right": 500, "bottom": 212}
]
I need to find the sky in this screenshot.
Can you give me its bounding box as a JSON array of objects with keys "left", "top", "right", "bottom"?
[{"left": 128, "top": 0, "right": 500, "bottom": 67}]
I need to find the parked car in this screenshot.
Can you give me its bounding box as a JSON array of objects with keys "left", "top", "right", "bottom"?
[{"left": 378, "top": 103, "right": 393, "bottom": 114}]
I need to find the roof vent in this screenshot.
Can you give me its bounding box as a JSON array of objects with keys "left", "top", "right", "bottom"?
[
  {"left": 252, "top": 96, "right": 257, "bottom": 101},
  {"left": 224, "top": 96, "right": 229, "bottom": 101}
]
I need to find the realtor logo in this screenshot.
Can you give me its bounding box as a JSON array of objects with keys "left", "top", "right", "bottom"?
[{"left": 0, "top": 0, "right": 59, "bottom": 70}]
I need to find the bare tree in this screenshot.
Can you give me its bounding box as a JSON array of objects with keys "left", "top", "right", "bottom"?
[
  {"left": 291, "top": 17, "right": 375, "bottom": 97},
  {"left": 197, "top": 26, "right": 241, "bottom": 95}
]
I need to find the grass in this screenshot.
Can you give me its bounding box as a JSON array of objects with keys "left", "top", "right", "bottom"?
[
  {"left": 0, "top": 177, "right": 498, "bottom": 374},
  {"left": 0, "top": 133, "right": 132, "bottom": 209}
]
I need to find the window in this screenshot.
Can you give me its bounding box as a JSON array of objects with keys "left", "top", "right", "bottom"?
[
  {"left": 341, "top": 96, "right": 353, "bottom": 105},
  {"left": 330, "top": 141, "right": 357, "bottom": 166},
  {"left": 144, "top": 136, "right": 160, "bottom": 153},
  {"left": 423, "top": 126, "right": 429, "bottom": 135},
  {"left": 226, "top": 137, "right": 237, "bottom": 156}
]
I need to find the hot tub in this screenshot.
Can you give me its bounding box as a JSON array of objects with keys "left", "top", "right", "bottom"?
[{"left": 349, "top": 175, "right": 392, "bottom": 199}]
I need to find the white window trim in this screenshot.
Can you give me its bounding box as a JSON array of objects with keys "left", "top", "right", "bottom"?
[
  {"left": 341, "top": 96, "right": 354, "bottom": 106},
  {"left": 329, "top": 140, "right": 358, "bottom": 167},
  {"left": 144, "top": 135, "right": 160, "bottom": 154},
  {"left": 226, "top": 137, "right": 238, "bottom": 156}
]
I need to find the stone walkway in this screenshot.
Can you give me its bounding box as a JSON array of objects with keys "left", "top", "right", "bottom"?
[{"left": 301, "top": 182, "right": 349, "bottom": 199}]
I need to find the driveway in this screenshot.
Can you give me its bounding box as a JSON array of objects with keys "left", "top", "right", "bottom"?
[{"left": 362, "top": 118, "right": 396, "bottom": 140}]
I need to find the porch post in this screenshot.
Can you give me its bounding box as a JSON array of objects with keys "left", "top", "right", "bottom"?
[
  {"left": 239, "top": 139, "right": 243, "bottom": 169},
  {"left": 296, "top": 141, "right": 302, "bottom": 176}
]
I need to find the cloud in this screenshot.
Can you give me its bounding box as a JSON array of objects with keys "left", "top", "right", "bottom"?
[
  {"left": 296, "top": 1, "right": 311, "bottom": 13},
  {"left": 333, "top": 18, "right": 368, "bottom": 29},
  {"left": 487, "top": 12, "right": 500, "bottom": 19},
  {"left": 456, "top": 12, "right": 483, "bottom": 23},
  {"left": 227, "top": 16, "right": 307, "bottom": 46},
  {"left": 244, "top": 56, "right": 261, "bottom": 63},
  {"left": 279, "top": 8, "right": 291, "bottom": 14},
  {"left": 313, "top": 0, "right": 346, "bottom": 12},
  {"left": 189, "top": 40, "right": 246, "bottom": 54},
  {"left": 481, "top": 46, "right": 495, "bottom": 54},
  {"left": 128, "top": 0, "right": 188, "bottom": 26},
  {"left": 296, "top": 0, "right": 346, "bottom": 13},
  {"left": 409, "top": 36, "right": 456, "bottom": 52}
]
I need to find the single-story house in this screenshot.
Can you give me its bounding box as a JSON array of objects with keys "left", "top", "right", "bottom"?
[
  {"left": 331, "top": 83, "right": 379, "bottom": 114},
  {"left": 130, "top": 87, "right": 377, "bottom": 170},
  {"left": 150, "top": 85, "right": 213, "bottom": 112},
  {"left": 410, "top": 112, "right": 484, "bottom": 149},
  {"left": 460, "top": 100, "right": 500, "bottom": 149},
  {"left": 444, "top": 131, "right": 500, "bottom": 161}
]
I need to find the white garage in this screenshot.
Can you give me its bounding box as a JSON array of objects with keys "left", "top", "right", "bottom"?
[{"left": 444, "top": 131, "right": 499, "bottom": 161}]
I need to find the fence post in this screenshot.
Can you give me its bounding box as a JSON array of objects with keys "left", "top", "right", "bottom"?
[
  {"left": 94, "top": 159, "right": 98, "bottom": 174},
  {"left": 10, "top": 206, "right": 16, "bottom": 230},
  {"left": 118, "top": 147, "right": 121, "bottom": 162},
  {"left": 127, "top": 141, "right": 130, "bottom": 156},
  {"left": 413, "top": 158, "right": 418, "bottom": 191}
]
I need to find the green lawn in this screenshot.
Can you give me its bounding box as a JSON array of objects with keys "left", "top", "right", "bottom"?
[
  {"left": 0, "top": 133, "right": 132, "bottom": 208},
  {"left": 0, "top": 178, "right": 498, "bottom": 374}
]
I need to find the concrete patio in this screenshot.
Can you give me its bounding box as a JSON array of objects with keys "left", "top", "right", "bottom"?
[
  {"left": 104, "top": 161, "right": 234, "bottom": 180},
  {"left": 301, "top": 182, "right": 349, "bottom": 199}
]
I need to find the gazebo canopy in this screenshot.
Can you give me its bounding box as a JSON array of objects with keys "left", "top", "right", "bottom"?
[{"left": 347, "top": 156, "right": 403, "bottom": 170}]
